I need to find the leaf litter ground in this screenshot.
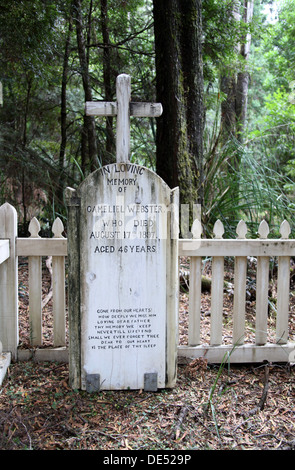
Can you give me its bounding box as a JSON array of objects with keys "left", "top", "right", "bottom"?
[{"left": 0, "top": 257, "right": 294, "bottom": 450}]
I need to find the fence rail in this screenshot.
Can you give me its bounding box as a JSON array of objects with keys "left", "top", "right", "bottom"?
[{"left": 0, "top": 202, "right": 294, "bottom": 367}]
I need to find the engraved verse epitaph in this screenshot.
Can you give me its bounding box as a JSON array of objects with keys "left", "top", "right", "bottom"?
[{"left": 66, "top": 75, "right": 179, "bottom": 391}]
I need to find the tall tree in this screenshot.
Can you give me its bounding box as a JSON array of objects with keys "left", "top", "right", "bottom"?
[
  {"left": 100, "top": 0, "right": 116, "bottom": 160},
  {"left": 153, "top": 0, "right": 204, "bottom": 213},
  {"left": 220, "top": 0, "right": 254, "bottom": 147},
  {"left": 220, "top": 0, "right": 241, "bottom": 145},
  {"left": 72, "top": 0, "right": 98, "bottom": 173},
  {"left": 236, "top": 0, "right": 254, "bottom": 142},
  {"left": 58, "top": 11, "right": 73, "bottom": 205},
  {"left": 0, "top": 0, "right": 62, "bottom": 228}
]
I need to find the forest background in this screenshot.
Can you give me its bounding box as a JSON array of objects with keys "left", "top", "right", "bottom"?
[{"left": 0, "top": 0, "right": 294, "bottom": 239}]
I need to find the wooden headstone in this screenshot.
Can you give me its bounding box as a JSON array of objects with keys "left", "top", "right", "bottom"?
[{"left": 66, "top": 75, "right": 179, "bottom": 391}]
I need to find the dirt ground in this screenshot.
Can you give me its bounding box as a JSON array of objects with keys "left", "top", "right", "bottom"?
[{"left": 0, "top": 257, "right": 294, "bottom": 451}]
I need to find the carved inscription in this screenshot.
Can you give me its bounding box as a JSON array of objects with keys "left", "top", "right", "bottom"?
[
  {"left": 79, "top": 163, "right": 171, "bottom": 390},
  {"left": 88, "top": 308, "right": 159, "bottom": 351},
  {"left": 85, "top": 164, "right": 168, "bottom": 251}
]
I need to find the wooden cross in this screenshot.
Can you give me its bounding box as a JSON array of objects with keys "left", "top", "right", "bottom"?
[{"left": 85, "top": 74, "right": 162, "bottom": 163}]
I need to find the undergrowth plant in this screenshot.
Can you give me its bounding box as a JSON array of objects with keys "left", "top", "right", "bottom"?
[
  {"left": 204, "top": 341, "right": 241, "bottom": 440},
  {"left": 203, "top": 137, "right": 295, "bottom": 238}
]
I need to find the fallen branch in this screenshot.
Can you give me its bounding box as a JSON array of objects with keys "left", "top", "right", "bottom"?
[
  {"left": 179, "top": 269, "right": 233, "bottom": 293},
  {"left": 172, "top": 405, "right": 189, "bottom": 440},
  {"left": 179, "top": 269, "right": 212, "bottom": 292},
  {"left": 258, "top": 364, "right": 269, "bottom": 411},
  {"left": 246, "top": 364, "right": 270, "bottom": 416}
]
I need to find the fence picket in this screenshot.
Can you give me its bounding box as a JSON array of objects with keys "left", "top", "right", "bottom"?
[
  {"left": 233, "top": 221, "right": 248, "bottom": 345},
  {"left": 28, "top": 217, "right": 42, "bottom": 346},
  {"left": 210, "top": 220, "right": 224, "bottom": 346},
  {"left": 255, "top": 220, "right": 270, "bottom": 345},
  {"left": 52, "top": 218, "right": 66, "bottom": 347},
  {"left": 276, "top": 221, "right": 291, "bottom": 344},
  {"left": 188, "top": 219, "right": 202, "bottom": 346}
]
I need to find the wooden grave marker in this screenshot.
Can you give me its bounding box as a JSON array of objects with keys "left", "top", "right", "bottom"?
[{"left": 66, "top": 74, "right": 179, "bottom": 391}]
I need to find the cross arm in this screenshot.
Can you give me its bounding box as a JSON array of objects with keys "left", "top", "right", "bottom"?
[
  {"left": 85, "top": 74, "right": 162, "bottom": 163},
  {"left": 85, "top": 101, "right": 117, "bottom": 116},
  {"left": 130, "top": 102, "right": 162, "bottom": 117},
  {"left": 85, "top": 101, "right": 162, "bottom": 117}
]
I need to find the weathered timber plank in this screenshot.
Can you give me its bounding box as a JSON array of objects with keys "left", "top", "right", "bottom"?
[
  {"left": 0, "top": 352, "right": 11, "bottom": 386},
  {"left": 16, "top": 237, "right": 295, "bottom": 259},
  {"left": 29, "top": 256, "right": 42, "bottom": 345},
  {"left": 210, "top": 256, "right": 224, "bottom": 346},
  {"left": 17, "top": 347, "right": 68, "bottom": 363},
  {"left": 177, "top": 342, "right": 295, "bottom": 364},
  {"left": 53, "top": 256, "right": 66, "bottom": 347},
  {"left": 85, "top": 101, "right": 117, "bottom": 116},
  {"left": 166, "top": 187, "right": 179, "bottom": 388},
  {"left": 0, "top": 240, "right": 9, "bottom": 264},
  {"left": 116, "top": 74, "right": 131, "bottom": 163},
  {"left": 129, "top": 102, "right": 163, "bottom": 117},
  {"left": 17, "top": 238, "right": 67, "bottom": 256},
  {"left": 85, "top": 101, "right": 162, "bottom": 118},
  {"left": 0, "top": 203, "right": 18, "bottom": 359},
  {"left": 232, "top": 256, "right": 247, "bottom": 345},
  {"left": 17, "top": 237, "right": 295, "bottom": 259},
  {"left": 188, "top": 256, "right": 202, "bottom": 346},
  {"left": 179, "top": 239, "right": 295, "bottom": 257},
  {"left": 255, "top": 256, "right": 269, "bottom": 345},
  {"left": 276, "top": 256, "right": 290, "bottom": 344},
  {"left": 65, "top": 187, "right": 81, "bottom": 390}
]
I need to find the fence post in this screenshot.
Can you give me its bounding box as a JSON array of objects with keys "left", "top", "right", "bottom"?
[
  {"left": 0, "top": 203, "right": 18, "bottom": 359},
  {"left": 65, "top": 187, "right": 81, "bottom": 389}
]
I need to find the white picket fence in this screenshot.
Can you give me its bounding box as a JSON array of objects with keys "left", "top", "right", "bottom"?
[
  {"left": 178, "top": 218, "right": 295, "bottom": 363},
  {"left": 0, "top": 202, "right": 294, "bottom": 369},
  {"left": 0, "top": 203, "right": 68, "bottom": 363}
]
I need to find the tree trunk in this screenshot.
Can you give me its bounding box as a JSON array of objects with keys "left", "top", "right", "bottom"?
[
  {"left": 58, "top": 16, "right": 72, "bottom": 204},
  {"left": 22, "top": 76, "right": 33, "bottom": 233},
  {"left": 100, "top": 0, "right": 116, "bottom": 162},
  {"left": 220, "top": 0, "right": 240, "bottom": 146},
  {"left": 220, "top": 0, "right": 254, "bottom": 146},
  {"left": 236, "top": 0, "right": 254, "bottom": 142},
  {"left": 220, "top": 73, "right": 237, "bottom": 141},
  {"left": 153, "top": 0, "right": 204, "bottom": 214},
  {"left": 72, "top": 0, "right": 98, "bottom": 173}
]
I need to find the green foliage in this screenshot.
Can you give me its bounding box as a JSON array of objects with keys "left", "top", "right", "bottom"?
[
  {"left": 241, "top": 0, "right": 295, "bottom": 232},
  {"left": 0, "top": 0, "right": 156, "bottom": 226},
  {"left": 249, "top": 88, "right": 295, "bottom": 164},
  {"left": 203, "top": 137, "right": 295, "bottom": 238},
  {"left": 201, "top": 0, "right": 295, "bottom": 238},
  {"left": 202, "top": 0, "right": 250, "bottom": 81},
  {"left": 0, "top": 0, "right": 294, "bottom": 237}
]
